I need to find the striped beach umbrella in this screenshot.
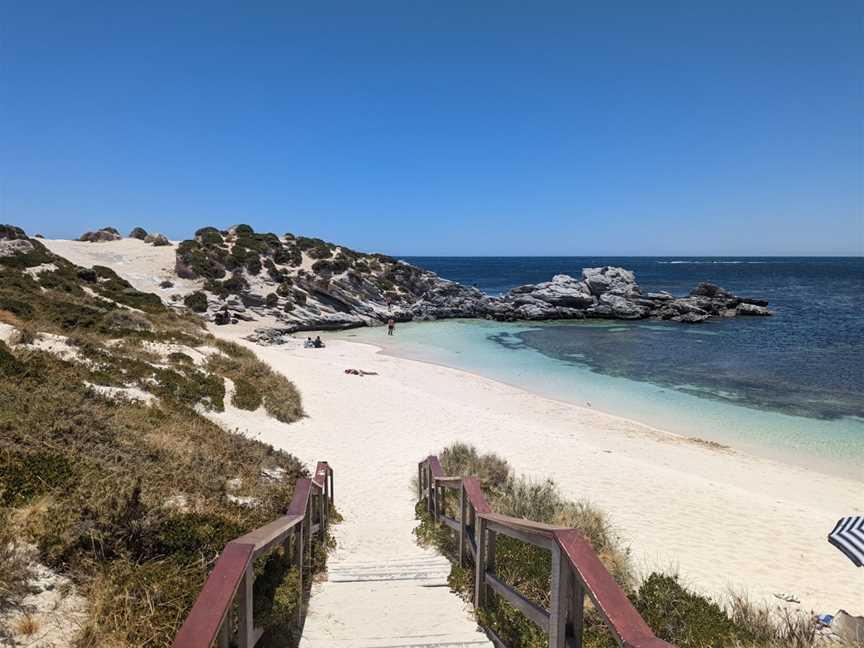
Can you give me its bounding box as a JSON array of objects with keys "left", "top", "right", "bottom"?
[{"left": 828, "top": 516, "right": 864, "bottom": 567}]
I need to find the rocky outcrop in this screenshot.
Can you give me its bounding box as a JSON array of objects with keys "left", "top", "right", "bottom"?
[
  {"left": 79, "top": 227, "right": 121, "bottom": 243},
  {"left": 145, "top": 233, "right": 171, "bottom": 246},
  {"left": 162, "top": 225, "right": 772, "bottom": 335},
  {"left": 478, "top": 271, "right": 773, "bottom": 324}
]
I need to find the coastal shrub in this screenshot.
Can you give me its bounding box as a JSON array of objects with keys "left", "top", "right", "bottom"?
[
  {"left": 207, "top": 345, "right": 304, "bottom": 423},
  {"left": 276, "top": 282, "right": 294, "bottom": 297},
  {"left": 265, "top": 292, "right": 279, "bottom": 307},
  {"left": 377, "top": 277, "right": 395, "bottom": 292},
  {"left": 633, "top": 573, "right": 746, "bottom": 647},
  {"left": 177, "top": 240, "right": 227, "bottom": 279},
  {"left": 233, "top": 376, "right": 263, "bottom": 411},
  {"left": 273, "top": 244, "right": 302, "bottom": 266},
  {"left": 153, "top": 366, "right": 225, "bottom": 411},
  {"left": 293, "top": 290, "right": 307, "bottom": 305},
  {"left": 246, "top": 256, "right": 263, "bottom": 275},
  {"left": 195, "top": 226, "right": 224, "bottom": 246},
  {"left": 233, "top": 224, "right": 255, "bottom": 236},
  {"left": 183, "top": 291, "right": 209, "bottom": 313},
  {"left": 0, "top": 451, "right": 73, "bottom": 506},
  {"left": 224, "top": 272, "right": 249, "bottom": 294},
  {"left": 168, "top": 351, "right": 194, "bottom": 365},
  {"left": 100, "top": 310, "right": 153, "bottom": 333}
]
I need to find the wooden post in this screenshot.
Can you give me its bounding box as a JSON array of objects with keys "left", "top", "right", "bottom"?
[
  {"left": 418, "top": 464, "right": 423, "bottom": 500},
  {"left": 319, "top": 487, "right": 327, "bottom": 541},
  {"left": 426, "top": 465, "right": 434, "bottom": 515},
  {"left": 237, "top": 562, "right": 254, "bottom": 648},
  {"left": 568, "top": 570, "right": 585, "bottom": 647},
  {"left": 218, "top": 616, "right": 230, "bottom": 648},
  {"left": 549, "top": 546, "right": 566, "bottom": 648},
  {"left": 439, "top": 484, "right": 446, "bottom": 523},
  {"left": 458, "top": 485, "right": 466, "bottom": 567},
  {"left": 295, "top": 524, "right": 304, "bottom": 627},
  {"left": 474, "top": 515, "right": 486, "bottom": 609},
  {"left": 486, "top": 529, "right": 497, "bottom": 606}
]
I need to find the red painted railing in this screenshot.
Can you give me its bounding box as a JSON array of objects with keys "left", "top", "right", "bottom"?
[
  {"left": 173, "top": 461, "right": 334, "bottom": 648},
  {"left": 418, "top": 456, "right": 675, "bottom": 648}
]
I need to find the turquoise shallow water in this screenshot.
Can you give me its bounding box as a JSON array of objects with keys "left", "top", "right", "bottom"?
[{"left": 335, "top": 319, "right": 864, "bottom": 481}]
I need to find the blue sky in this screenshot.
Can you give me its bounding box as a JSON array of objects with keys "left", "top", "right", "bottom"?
[{"left": 1, "top": 1, "right": 862, "bottom": 255}]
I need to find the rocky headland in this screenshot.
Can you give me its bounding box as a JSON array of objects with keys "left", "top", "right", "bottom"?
[
  {"left": 164, "top": 224, "right": 772, "bottom": 341},
  {"left": 3, "top": 223, "right": 773, "bottom": 345}
]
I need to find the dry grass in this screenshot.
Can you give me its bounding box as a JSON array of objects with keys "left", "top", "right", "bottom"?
[
  {"left": 0, "top": 511, "right": 35, "bottom": 612},
  {"left": 14, "top": 614, "right": 41, "bottom": 636}
]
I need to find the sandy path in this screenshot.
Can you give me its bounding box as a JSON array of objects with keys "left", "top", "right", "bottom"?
[{"left": 209, "top": 327, "right": 862, "bottom": 632}]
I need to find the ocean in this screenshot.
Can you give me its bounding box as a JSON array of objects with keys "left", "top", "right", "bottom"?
[{"left": 338, "top": 257, "right": 864, "bottom": 479}]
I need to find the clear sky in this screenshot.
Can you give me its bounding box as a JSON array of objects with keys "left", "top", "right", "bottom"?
[{"left": 2, "top": 1, "right": 862, "bottom": 255}]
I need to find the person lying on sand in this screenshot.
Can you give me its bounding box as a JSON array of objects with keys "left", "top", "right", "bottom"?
[{"left": 344, "top": 368, "right": 378, "bottom": 376}]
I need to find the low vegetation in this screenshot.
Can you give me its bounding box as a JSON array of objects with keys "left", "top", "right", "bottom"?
[
  {"left": 415, "top": 443, "right": 819, "bottom": 648},
  {"left": 172, "top": 224, "right": 411, "bottom": 314},
  {"left": 0, "top": 226, "right": 320, "bottom": 646}
]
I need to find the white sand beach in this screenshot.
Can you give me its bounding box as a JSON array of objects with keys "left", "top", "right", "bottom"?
[{"left": 211, "top": 324, "right": 863, "bottom": 620}]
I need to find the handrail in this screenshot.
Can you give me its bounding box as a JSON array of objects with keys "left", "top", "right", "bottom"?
[
  {"left": 173, "top": 461, "right": 334, "bottom": 648},
  {"left": 418, "top": 456, "right": 675, "bottom": 648}
]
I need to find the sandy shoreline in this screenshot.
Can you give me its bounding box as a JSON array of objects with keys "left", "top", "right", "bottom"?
[{"left": 212, "top": 323, "right": 863, "bottom": 616}]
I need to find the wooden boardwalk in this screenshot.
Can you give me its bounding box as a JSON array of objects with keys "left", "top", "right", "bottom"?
[{"left": 299, "top": 514, "right": 492, "bottom": 647}]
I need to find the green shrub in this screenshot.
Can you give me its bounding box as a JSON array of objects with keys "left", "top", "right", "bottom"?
[
  {"left": 265, "top": 293, "right": 279, "bottom": 307},
  {"left": 634, "top": 573, "right": 745, "bottom": 647},
  {"left": 233, "top": 377, "right": 263, "bottom": 411},
  {"left": 233, "top": 224, "right": 254, "bottom": 236},
  {"left": 183, "top": 291, "right": 209, "bottom": 313},
  {"left": 195, "top": 226, "right": 224, "bottom": 246},
  {"left": 274, "top": 245, "right": 302, "bottom": 266},
  {"left": 0, "top": 450, "right": 73, "bottom": 506},
  {"left": 246, "top": 256, "right": 263, "bottom": 275},
  {"left": 168, "top": 351, "right": 194, "bottom": 365}
]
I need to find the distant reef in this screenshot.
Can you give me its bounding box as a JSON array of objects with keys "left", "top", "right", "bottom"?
[{"left": 5, "top": 224, "right": 773, "bottom": 343}]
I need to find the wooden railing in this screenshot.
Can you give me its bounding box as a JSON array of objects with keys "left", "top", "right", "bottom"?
[
  {"left": 173, "top": 461, "right": 334, "bottom": 648},
  {"left": 418, "top": 456, "right": 675, "bottom": 648}
]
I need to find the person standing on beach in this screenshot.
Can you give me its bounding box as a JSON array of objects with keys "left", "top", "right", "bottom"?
[{"left": 387, "top": 318, "right": 395, "bottom": 335}]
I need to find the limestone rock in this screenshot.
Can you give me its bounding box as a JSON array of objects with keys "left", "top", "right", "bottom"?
[{"left": 79, "top": 227, "right": 121, "bottom": 242}]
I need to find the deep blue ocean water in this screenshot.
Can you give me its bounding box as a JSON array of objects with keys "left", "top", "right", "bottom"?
[{"left": 402, "top": 257, "right": 864, "bottom": 422}]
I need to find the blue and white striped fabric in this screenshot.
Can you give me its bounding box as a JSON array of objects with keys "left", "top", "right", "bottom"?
[{"left": 828, "top": 516, "right": 864, "bottom": 567}]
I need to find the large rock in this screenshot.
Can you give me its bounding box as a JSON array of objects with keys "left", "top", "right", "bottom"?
[
  {"left": 736, "top": 302, "right": 773, "bottom": 316},
  {"left": 79, "top": 227, "right": 121, "bottom": 243},
  {"left": 596, "top": 293, "right": 647, "bottom": 319},
  {"left": 145, "top": 233, "right": 171, "bottom": 246},
  {"left": 582, "top": 266, "right": 639, "bottom": 297},
  {"left": 526, "top": 274, "right": 596, "bottom": 308},
  {"left": 129, "top": 227, "right": 148, "bottom": 240}
]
